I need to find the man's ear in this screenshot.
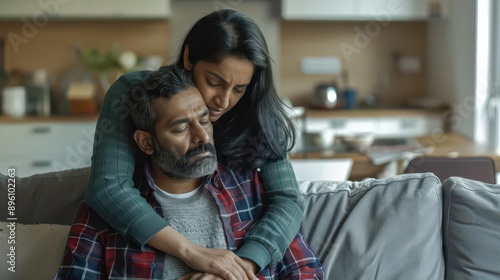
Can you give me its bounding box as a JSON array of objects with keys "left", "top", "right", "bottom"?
[
  {"left": 133, "top": 130, "right": 154, "bottom": 155},
  {"left": 183, "top": 45, "right": 193, "bottom": 71}
]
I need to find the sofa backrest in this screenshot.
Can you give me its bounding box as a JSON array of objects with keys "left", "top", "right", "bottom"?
[
  {"left": 0, "top": 167, "right": 90, "bottom": 225},
  {"left": 5, "top": 168, "right": 499, "bottom": 280},
  {"left": 0, "top": 168, "right": 446, "bottom": 280},
  {"left": 0, "top": 168, "right": 90, "bottom": 280},
  {"left": 442, "top": 176, "right": 500, "bottom": 279}
]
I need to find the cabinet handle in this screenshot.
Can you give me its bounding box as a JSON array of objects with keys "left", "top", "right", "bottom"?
[
  {"left": 32, "top": 127, "right": 51, "bottom": 134},
  {"left": 32, "top": 160, "right": 52, "bottom": 167}
]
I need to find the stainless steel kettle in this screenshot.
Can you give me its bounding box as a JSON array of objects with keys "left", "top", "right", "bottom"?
[{"left": 312, "top": 83, "right": 340, "bottom": 109}]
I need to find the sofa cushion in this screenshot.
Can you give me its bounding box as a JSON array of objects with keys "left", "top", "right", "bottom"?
[
  {"left": 0, "top": 222, "right": 70, "bottom": 280},
  {"left": 442, "top": 176, "right": 500, "bottom": 280},
  {"left": 0, "top": 167, "right": 89, "bottom": 225},
  {"left": 299, "top": 173, "right": 444, "bottom": 280}
]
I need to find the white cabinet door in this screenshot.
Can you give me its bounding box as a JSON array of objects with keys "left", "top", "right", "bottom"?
[
  {"left": 359, "top": 0, "right": 428, "bottom": 20},
  {"left": 1, "top": 155, "right": 68, "bottom": 178},
  {"left": 304, "top": 114, "right": 443, "bottom": 139},
  {"left": 282, "top": 0, "right": 357, "bottom": 20},
  {"left": 0, "top": 121, "right": 96, "bottom": 177},
  {"left": 305, "top": 118, "right": 376, "bottom": 135},
  {"left": 341, "top": 118, "right": 377, "bottom": 134},
  {"left": 0, "top": 0, "right": 170, "bottom": 20},
  {"left": 376, "top": 116, "right": 442, "bottom": 138},
  {"left": 282, "top": 0, "right": 429, "bottom": 20}
]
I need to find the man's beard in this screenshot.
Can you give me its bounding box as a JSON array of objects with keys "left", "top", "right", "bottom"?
[{"left": 152, "top": 138, "right": 218, "bottom": 179}]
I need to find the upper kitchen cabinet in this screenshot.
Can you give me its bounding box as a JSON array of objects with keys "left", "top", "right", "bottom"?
[
  {"left": 282, "top": 0, "right": 357, "bottom": 20},
  {"left": 282, "top": 0, "right": 446, "bottom": 21},
  {"left": 0, "top": 0, "right": 171, "bottom": 20}
]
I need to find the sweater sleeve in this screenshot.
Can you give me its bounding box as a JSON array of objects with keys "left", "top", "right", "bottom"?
[
  {"left": 84, "top": 71, "right": 168, "bottom": 247},
  {"left": 235, "top": 156, "right": 305, "bottom": 268}
]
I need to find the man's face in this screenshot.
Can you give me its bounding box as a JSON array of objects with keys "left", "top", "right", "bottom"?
[{"left": 150, "top": 87, "right": 217, "bottom": 179}]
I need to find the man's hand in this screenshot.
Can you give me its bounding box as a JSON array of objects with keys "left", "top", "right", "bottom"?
[
  {"left": 181, "top": 246, "right": 255, "bottom": 280},
  {"left": 241, "top": 258, "right": 259, "bottom": 274}
]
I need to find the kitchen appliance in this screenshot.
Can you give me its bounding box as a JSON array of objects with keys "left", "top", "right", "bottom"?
[
  {"left": 337, "top": 133, "right": 375, "bottom": 151},
  {"left": 312, "top": 83, "right": 341, "bottom": 109},
  {"left": 305, "top": 130, "right": 336, "bottom": 151}
]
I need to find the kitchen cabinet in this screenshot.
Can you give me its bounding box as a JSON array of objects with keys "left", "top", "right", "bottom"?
[
  {"left": 0, "top": 119, "right": 96, "bottom": 177},
  {"left": 358, "top": 0, "right": 427, "bottom": 19},
  {"left": 376, "top": 116, "right": 442, "bottom": 138},
  {"left": 282, "top": 0, "right": 437, "bottom": 21},
  {"left": 303, "top": 109, "right": 444, "bottom": 138},
  {"left": 282, "top": 0, "right": 357, "bottom": 20},
  {"left": 0, "top": 0, "right": 170, "bottom": 20},
  {"left": 292, "top": 132, "right": 498, "bottom": 181}
]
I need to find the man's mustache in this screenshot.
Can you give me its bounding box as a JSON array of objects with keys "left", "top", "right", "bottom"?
[{"left": 186, "top": 143, "right": 216, "bottom": 158}]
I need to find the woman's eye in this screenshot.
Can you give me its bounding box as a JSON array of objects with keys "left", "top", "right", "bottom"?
[
  {"left": 207, "top": 80, "right": 220, "bottom": 87},
  {"left": 233, "top": 87, "right": 245, "bottom": 94}
]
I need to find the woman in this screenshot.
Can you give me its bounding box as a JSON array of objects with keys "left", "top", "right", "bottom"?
[{"left": 85, "top": 9, "right": 304, "bottom": 279}]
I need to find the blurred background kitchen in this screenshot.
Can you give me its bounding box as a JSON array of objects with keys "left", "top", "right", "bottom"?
[{"left": 1, "top": 0, "right": 499, "bottom": 181}]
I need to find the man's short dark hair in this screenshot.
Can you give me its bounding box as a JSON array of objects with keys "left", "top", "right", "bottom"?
[{"left": 127, "top": 65, "right": 195, "bottom": 133}]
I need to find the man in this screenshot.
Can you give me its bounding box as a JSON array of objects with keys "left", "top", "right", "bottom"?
[{"left": 55, "top": 65, "right": 324, "bottom": 279}]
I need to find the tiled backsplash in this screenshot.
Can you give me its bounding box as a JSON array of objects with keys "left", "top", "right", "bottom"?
[
  {"left": 0, "top": 20, "right": 170, "bottom": 111},
  {"left": 280, "top": 21, "right": 428, "bottom": 108},
  {"left": 0, "top": 18, "right": 428, "bottom": 111}
]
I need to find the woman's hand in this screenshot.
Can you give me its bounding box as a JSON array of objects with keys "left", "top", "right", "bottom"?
[
  {"left": 181, "top": 245, "right": 255, "bottom": 280},
  {"left": 178, "top": 271, "right": 224, "bottom": 280}
]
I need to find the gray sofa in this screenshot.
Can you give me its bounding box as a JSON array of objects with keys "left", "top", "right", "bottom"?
[{"left": 1, "top": 168, "right": 500, "bottom": 280}]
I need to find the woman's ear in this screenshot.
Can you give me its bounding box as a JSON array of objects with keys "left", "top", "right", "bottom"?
[
  {"left": 133, "top": 130, "right": 154, "bottom": 155},
  {"left": 183, "top": 45, "right": 193, "bottom": 71}
]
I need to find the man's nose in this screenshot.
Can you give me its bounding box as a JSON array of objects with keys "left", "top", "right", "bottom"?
[{"left": 191, "top": 123, "right": 210, "bottom": 144}]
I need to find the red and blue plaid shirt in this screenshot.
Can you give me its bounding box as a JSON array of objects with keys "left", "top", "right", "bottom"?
[{"left": 55, "top": 164, "right": 323, "bottom": 279}]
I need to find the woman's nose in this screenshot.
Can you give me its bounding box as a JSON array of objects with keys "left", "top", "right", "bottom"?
[{"left": 214, "top": 89, "right": 231, "bottom": 109}]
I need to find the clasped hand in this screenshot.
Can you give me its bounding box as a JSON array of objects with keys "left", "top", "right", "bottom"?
[{"left": 181, "top": 246, "right": 257, "bottom": 280}]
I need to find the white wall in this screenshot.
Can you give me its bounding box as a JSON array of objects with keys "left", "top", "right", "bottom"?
[
  {"left": 168, "top": 0, "right": 281, "bottom": 83},
  {"left": 427, "top": 0, "right": 476, "bottom": 138}
]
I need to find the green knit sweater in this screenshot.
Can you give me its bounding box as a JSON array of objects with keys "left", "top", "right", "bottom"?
[{"left": 84, "top": 71, "right": 304, "bottom": 270}]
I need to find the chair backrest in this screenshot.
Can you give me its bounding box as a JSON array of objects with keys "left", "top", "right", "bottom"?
[{"left": 403, "top": 156, "right": 497, "bottom": 184}]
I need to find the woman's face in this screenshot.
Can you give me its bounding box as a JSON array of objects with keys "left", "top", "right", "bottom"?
[{"left": 185, "top": 53, "right": 255, "bottom": 122}]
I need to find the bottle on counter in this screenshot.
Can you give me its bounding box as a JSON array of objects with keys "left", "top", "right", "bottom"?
[
  {"left": 27, "top": 69, "right": 51, "bottom": 116},
  {"left": 60, "top": 44, "right": 96, "bottom": 115}
]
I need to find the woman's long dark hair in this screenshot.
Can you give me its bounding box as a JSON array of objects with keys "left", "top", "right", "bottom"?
[{"left": 176, "top": 9, "right": 295, "bottom": 170}]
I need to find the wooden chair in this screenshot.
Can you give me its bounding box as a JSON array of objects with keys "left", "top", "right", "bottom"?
[{"left": 403, "top": 156, "right": 497, "bottom": 184}]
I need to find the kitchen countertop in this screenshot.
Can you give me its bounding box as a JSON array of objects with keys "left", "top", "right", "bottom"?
[
  {"left": 303, "top": 107, "right": 449, "bottom": 118},
  {"left": 291, "top": 132, "right": 500, "bottom": 180},
  {"left": 0, "top": 115, "right": 98, "bottom": 123},
  {"left": 0, "top": 108, "right": 444, "bottom": 122}
]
